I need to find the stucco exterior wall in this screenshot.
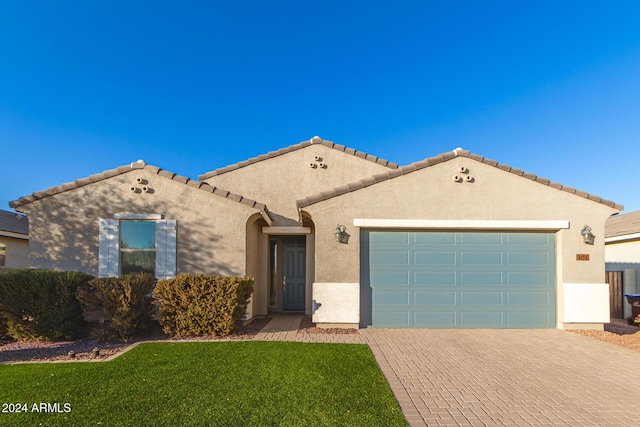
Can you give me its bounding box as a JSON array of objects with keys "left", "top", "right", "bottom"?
[
  {"left": 245, "top": 214, "right": 270, "bottom": 318},
  {"left": 15, "top": 169, "right": 256, "bottom": 277},
  {"left": 606, "top": 240, "right": 640, "bottom": 263},
  {"left": 302, "top": 157, "right": 619, "bottom": 319},
  {"left": 0, "top": 235, "right": 29, "bottom": 269},
  {"left": 305, "top": 157, "right": 617, "bottom": 284},
  {"left": 203, "top": 144, "right": 392, "bottom": 224}
]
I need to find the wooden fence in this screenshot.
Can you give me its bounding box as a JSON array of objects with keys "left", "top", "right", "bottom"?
[{"left": 606, "top": 271, "right": 624, "bottom": 319}]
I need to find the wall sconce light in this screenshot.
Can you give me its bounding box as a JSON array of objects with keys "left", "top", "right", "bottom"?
[
  {"left": 334, "top": 224, "right": 350, "bottom": 244},
  {"left": 581, "top": 225, "right": 595, "bottom": 245}
]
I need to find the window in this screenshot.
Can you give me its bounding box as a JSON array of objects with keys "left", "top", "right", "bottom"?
[
  {"left": 120, "top": 221, "right": 156, "bottom": 275},
  {"left": 98, "top": 215, "right": 176, "bottom": 279},
  {"left": 0, "top": 243, "right": 5, "bottom": 267}
]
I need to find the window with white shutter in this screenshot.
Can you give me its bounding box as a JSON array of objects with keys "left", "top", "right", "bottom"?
[{"left": 98, "top": 215, "right": 176, "bottom": 279}]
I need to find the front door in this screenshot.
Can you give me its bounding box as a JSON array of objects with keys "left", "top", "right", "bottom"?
[{"left": 283, "top": 236, "right": 305, "bottom": 311}]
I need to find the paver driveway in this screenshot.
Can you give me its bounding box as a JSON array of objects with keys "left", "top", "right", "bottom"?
[
  {"left": 256, "top": 316, "right": 640, "bottom": 426},
  {"left": 362, "top": 328, "right": 640, "bottom": 426}
]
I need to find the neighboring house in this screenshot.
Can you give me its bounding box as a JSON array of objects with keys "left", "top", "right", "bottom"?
[
  {"left": 10, "top": 137, "right": 622, "bottom": 330},
  {"left": 605, "top": 210, "right": 640, "bottom": 318},
  {"left": 0, "top": 209, "right": 29, "bottom": 269}
]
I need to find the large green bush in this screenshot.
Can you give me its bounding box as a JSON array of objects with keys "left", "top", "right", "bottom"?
[
  {"left": 0, "top": 269, "right": 92, "bottom": 341},
  {"left": 77, "top": 273, "right": 157, "bottom": 342},
  {"left": 153, "top": 274, "right": 254, "bottom": 338}
]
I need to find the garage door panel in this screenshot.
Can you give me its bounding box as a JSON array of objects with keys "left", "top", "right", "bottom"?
[
  {"left": 460, "top": 291, "right": 503, "bottom": 305},
  {"left": 507, "top": 252, "right": 550, "bottom": 266},
  {"left": 414, "top": 271, "right": 456, "bottom": 285},
  {"left": 414, "top": 291, "right": 456, "bottom": 305},
  {"left": 459, "top": 232, "right": 503, "bottom": 245},
  {"left": 414, "top": 232, "right": 456, "bottom": 245},
  {"left": 373, "top": 311, "right": 410, "bottom": 327},
  {"left": 370, "top": 231, "right": 409, "bottom": 244},
  {"left": 367, "top": 230, "right": 556, "bottom": 328},
  {"left": 414, "top": 311, "right": 456, "bottom": 327},
  {"left": 459, "top": 271, "right": 502, "bottom": 285},
  {"left": 460, "top": 251, "right": 502, "bottom": 265},
  {"left": 372, "top": 290, "right": 409, "bottom": 305},
  {"left": 507, "top": 271, "right": 552, "bottom": 286},
  {"left": 414, "top": 251, "right": 456, "bottom": 265},
  {"left": 507, "top": 292, "right": 551, "bottom": 305},
  {"left": 370, "top": 251, "right": 409, "bottom": 265},
  {"left": 507, "top": 311, "right": 551, "bottom": 327},
  {"left": 460, "top": 311, "right": 504, "bottom": 326},
  {"left": 370, "top": 271, "right": 409, "bottom": 285},
  {"left": 507, "top": 233, "right": 550, "bottom": 245}
]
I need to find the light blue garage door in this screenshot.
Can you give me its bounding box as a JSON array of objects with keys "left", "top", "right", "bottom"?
[{"left": 367, "top": 231, "right": 556, "bottom": 328}]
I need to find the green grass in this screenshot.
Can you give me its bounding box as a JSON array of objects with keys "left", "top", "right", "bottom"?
[{"left": 0, "top": 342, "right": 407, "bottom": 426}]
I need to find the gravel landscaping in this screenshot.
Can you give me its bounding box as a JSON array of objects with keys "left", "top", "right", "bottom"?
[
  {"left": 4, "top": 316, "right": 638, "bottom": 364},
  {"left": 570, "top": 318, "right": 640, "bottom": 352},
  {"left": 0, "top": 317, "right": 272, "bottom": 364},
  {"left": 0, "top": 315, "right": 360, "bottom": 364}
]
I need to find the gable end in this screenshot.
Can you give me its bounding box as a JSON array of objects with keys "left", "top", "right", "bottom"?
[
  {"left": 198, "top": 136, "right": 399, "bottom": 180},
  {"left": 296, "top": 148, "right": 623, "bottom": 210}
]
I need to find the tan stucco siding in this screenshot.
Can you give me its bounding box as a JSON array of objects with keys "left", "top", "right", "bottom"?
[
  {"left": 0, "top": 236, "right": 29, "bottom": 268},
  {"left": 606, "top": 240, "right": 640, "bottom": 264},
  {"left": 204, "top": 144, "right": 391, "bottom": 223},
  {"left": 303, "top": 157, "right": 619, "bottom": 285},
  {"left": 16, "top": 169, "right": 254, "bottom": 276}
]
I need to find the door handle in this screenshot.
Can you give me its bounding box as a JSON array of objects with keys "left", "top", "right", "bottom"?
[{"left": 283, "top": 276, "right": 286, "bottom": 292}]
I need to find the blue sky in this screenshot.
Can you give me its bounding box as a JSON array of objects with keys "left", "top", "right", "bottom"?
[{"left": 1, "top": 1, "right": 639, "bottom": 213}]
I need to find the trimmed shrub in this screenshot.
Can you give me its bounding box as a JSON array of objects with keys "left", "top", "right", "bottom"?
[
  {"left": 153, "top": 274, "right": 254, "bottom": 338},
  {"left": 0, "top": 269, "right": 92, "bottom": 341},
  {"left": 0, "top": 315, "right": 7, "bottom": 341},
  {"left": 77, "top": 274, "right": 157, "bottom": 342}
]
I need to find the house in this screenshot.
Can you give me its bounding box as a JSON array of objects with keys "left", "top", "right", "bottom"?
[
  {"left": 605, "top": 210, "right": 640, "bottom": 318},
  {"left": 0, "top": 209, "right": 29, "bottom": 269},
  {"left": 9, "top": 137, "right": 622, "bottom": 330}
]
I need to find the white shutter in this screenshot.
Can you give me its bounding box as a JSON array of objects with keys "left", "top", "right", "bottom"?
[
  {"left": 98, "top": 219, "right": 119, "bottom": 277},
  {"left": 156, "top": 219, "right": 177, "bottom": 280}
]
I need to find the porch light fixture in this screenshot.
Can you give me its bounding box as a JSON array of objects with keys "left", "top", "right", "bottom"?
[
  {"left": 581, "top": 225, "right": 595, "bottom": 245},
  {"left": 334, "top": 224, "right": 350, "bottom": 244}
]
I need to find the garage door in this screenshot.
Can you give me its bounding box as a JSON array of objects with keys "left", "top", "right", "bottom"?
[{"left": 366, "top": 231, "right": 556, "bottom": 328}]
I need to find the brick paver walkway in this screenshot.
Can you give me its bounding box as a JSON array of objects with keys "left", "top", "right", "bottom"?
[{"left": 256, "top": 315, "right": 640, "bottom": 426}]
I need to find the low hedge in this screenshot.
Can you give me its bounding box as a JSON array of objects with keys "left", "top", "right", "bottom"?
[
  {"left": 0, "top": 269, "right": 92, "bottom": 341},
  {"left": 153, "top": 274, "right": 254, "bottom": 338},
  {"left": 77, "top": 273, "right": 157, "bottom": 342}
]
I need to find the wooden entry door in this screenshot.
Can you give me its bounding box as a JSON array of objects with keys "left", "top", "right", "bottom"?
[{"left": 283, "top": 237, "right": 305, "bottom": 311}]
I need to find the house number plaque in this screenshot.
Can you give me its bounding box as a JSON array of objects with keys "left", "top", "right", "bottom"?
[{"left": 576, "top": 254, "right": 590, "bottom": 261}]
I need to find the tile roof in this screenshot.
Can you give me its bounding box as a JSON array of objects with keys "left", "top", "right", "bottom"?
[
  {"left": 198, "top": 136, "right": 399, "bottom": 180},
  {"left": 0, "top": 209, "right": 29, "bottom": 236},
  {"left": 296, "top": 148, "right": 624, "bottom": 210},
  {"left": 605, "top": 210, "right": 640, "bottom": 238},
  {"left": 10, "top": 161, "right": 273, "bottom": 224}
]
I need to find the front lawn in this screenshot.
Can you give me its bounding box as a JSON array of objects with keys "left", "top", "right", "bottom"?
[{"left": 0, "top": 341, "right": 407, "bottom": 426}]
